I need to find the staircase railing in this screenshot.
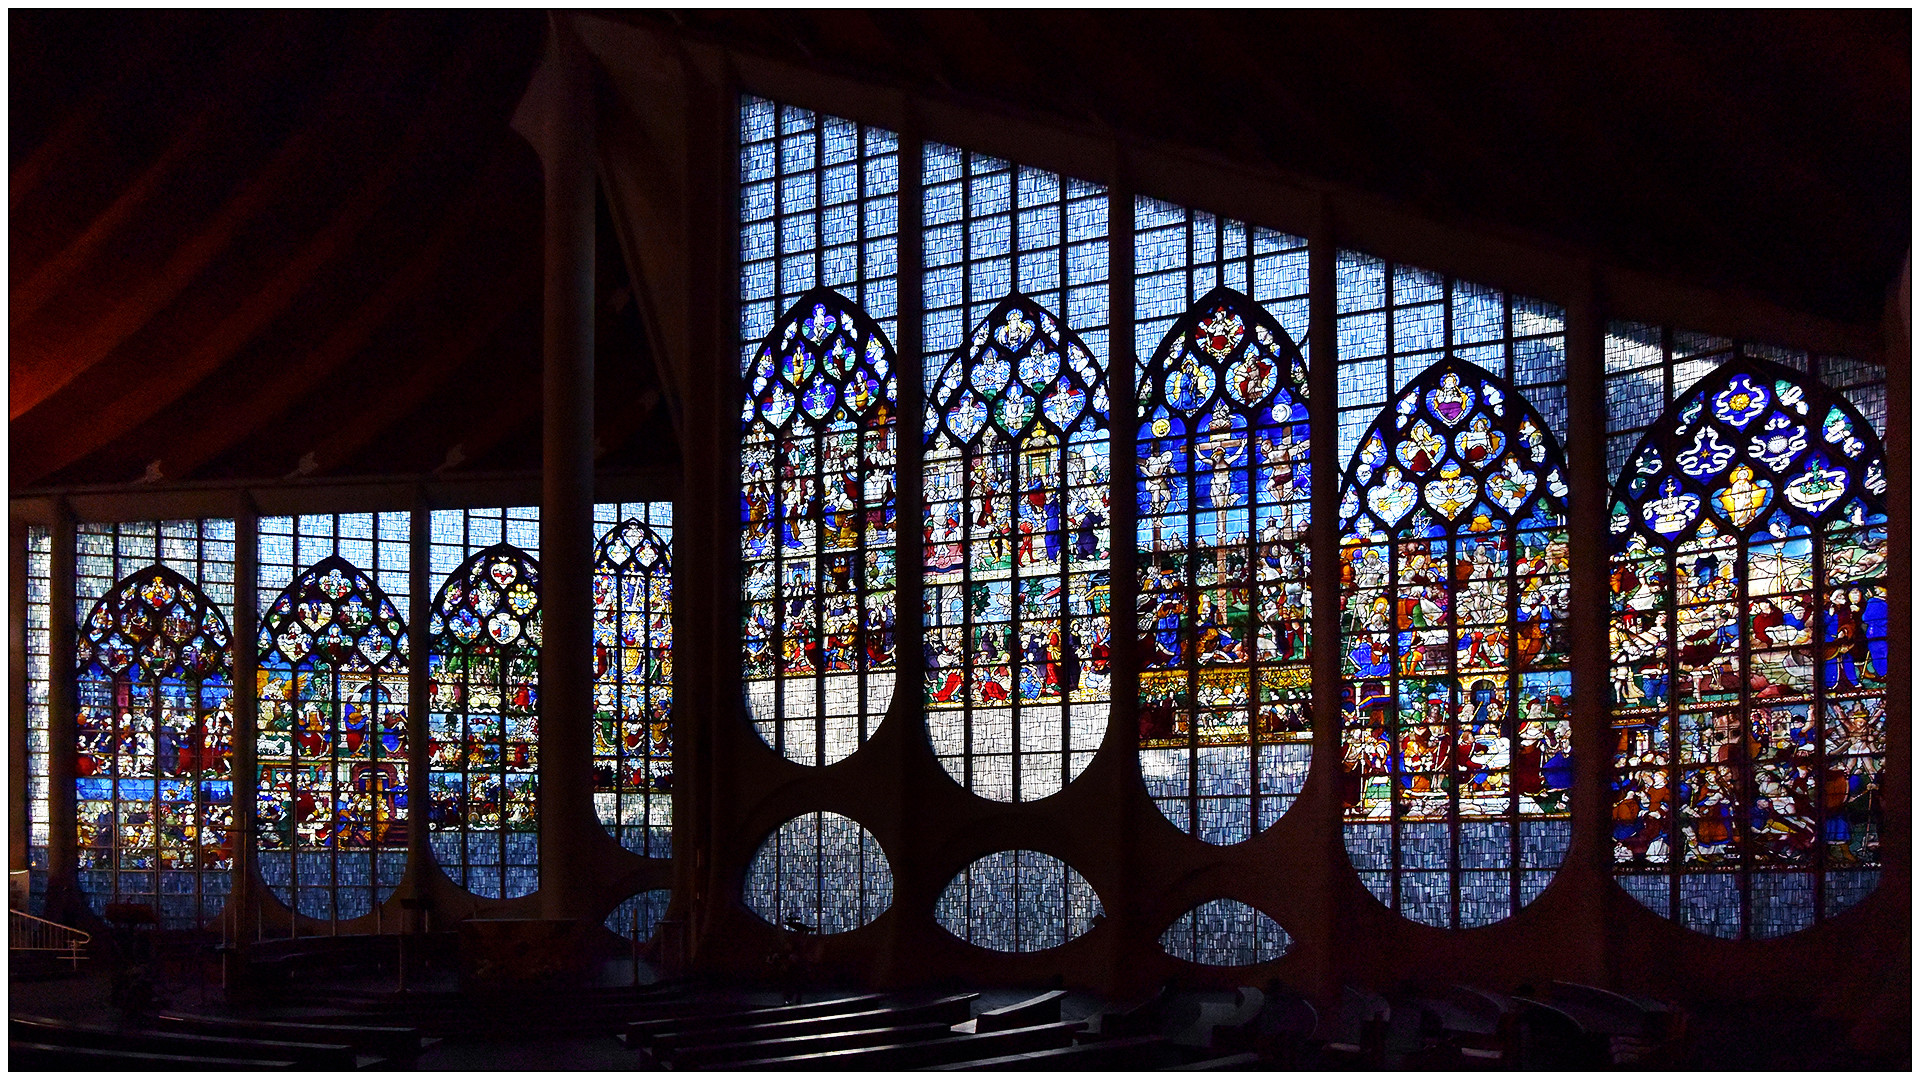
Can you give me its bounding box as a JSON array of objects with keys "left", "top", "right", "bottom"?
[{"left": 9, "top": 909, "right": 90, "bottom": 968}]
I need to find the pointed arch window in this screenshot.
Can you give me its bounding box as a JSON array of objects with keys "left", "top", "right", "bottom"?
[
  {"left": 741, "top": 289, "right": 899, "bottom": 766},
  {"left": 924, "top": 294, "right": 1111, "bottom": 801},
  {"left": 75, "top": 565, "right": 235, "bottom": 927},
  {"left": 1609, "top": 358, "right": 1888, "bottom": 939},
  {"left": 1338, "top": 357, "right": 1574, "bottom": 929},
  {"left": 256, "top": 555, "right": 410, "bottom": 921},
  {"left": 1136, "top": 287, "right": 1311, "bottom": 842},
  {"left": 427, "top": 542, "right": 542, "bottom": 899},
  {"left": 593, "top": 505, "right": 674, "bottom": 857}
]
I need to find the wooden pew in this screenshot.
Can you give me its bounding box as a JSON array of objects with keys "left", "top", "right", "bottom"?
[
  {"left": 713, "top": 1020, "right": 1086, "bottom": 1070},
  {"left": 11, "top": 1016, "right": 368, "bottom": 1070},
  {"left": 9, "top": 1041, "right": 299, "bottom": 1070},
  {"left": 623, "top": 993, "right": 887, "bottom": 1047},
  {"left": 1313, "top": 986, "right": 1390, "bottom": 1068},
  {"left": 971, "top": 990, "right": 1068, "bottom": 1033},
  {"left": 644, "top": 994, "right": 978, "bottom": 1059},
  {"left": 1166, "top": 1050, "right": 1263, "bottom": 1069},
  {"left": 151, "top": 1011, "right": 434, "bottom": 1063},
  {"left": 1210, "top": 987, "right": 1318, "bottom": 1066},
  {"left": 930, "top": 1035, "right": 1186, "bottom": 1070},
  {"left": 1385, "top": 983, "right": 1514, "bottom": 1068},
  {"left": 1508, "top": 995, "right": 1608, "bottom": 1069},
  {"left": 1533, "top": 982, "right": 1684, "bottom": 1066},
  {"left": 663, "top": 1020, "right": 958, "bottom": 1069},
  {"left": 1093, "top": 983, "right": 1175, "bottom": 1039}
]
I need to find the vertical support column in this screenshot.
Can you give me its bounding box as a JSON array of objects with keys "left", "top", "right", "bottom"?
[
  {"left": 47, "top": 504, "right": 79, "bottom": 917},
  {"left": 1105, "top": 159, "right": 1139, "bottom": 998},
  {"left": 675, "top": 54, "right": 734, "bottom": 970},
  {"left": 232, "top": 500, "right": 260, "bottom": 935},
  {"left": 515, "top": 14, "right": 599, "bottom": 921},
  {"left": 1561, "top": 266, "right": 1612, "bottom": 983},
  {"left": 879, "top": 103, "right": 926, "bottom": 987},
  {"left": 1880, "top": 258, "right": 1909, "bottom": 900},
  {"left": 9, "top": 518, "right": 29, "bottom": 891},
  {"left": 1305, "top": 197, "right": 1342, "bottom": 1000},
  {"left": 406, "top": 493, "right": 433, "bottom": 925}
]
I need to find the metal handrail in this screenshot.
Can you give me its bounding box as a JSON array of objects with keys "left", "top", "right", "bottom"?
[{"left": 9, "top": 908, "right": 91, "bottom": 968}]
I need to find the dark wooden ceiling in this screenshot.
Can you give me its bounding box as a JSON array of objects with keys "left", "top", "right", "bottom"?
[{"left": 9, "top": 10, "right": 1907, "bottom": 492}]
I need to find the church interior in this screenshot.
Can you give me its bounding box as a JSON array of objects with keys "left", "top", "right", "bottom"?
[{"left": 8, "top": 10, "right": 1909, "bottom": 1070}]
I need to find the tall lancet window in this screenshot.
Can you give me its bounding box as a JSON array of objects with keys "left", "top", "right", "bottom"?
[
  {"left": 593, "top": 503, "right": 674, "bottom": 856},
  {"left": 1137, "top": 287, "right": 1312, "bottom": 843},
  {"left": 1609, "top": 358, "right": 1888, "bottom": 939},
  {"left": 256, "top": 552, "right": 410, "bottom": 922},
  {"left": 1338, "top": 358, "right": 1573, "bottom": 928},
  {"left": 925, "top": 294, "right": 1111, "bottom": 801},
  {"left": 741, "top": 290, "right": 899, "bottom": 766},
  {"left": 76, "top": 565, "right": 235, "bottom": 927},
  {"left": 427, "top": 512, "right": 541, "bottom": 899}
]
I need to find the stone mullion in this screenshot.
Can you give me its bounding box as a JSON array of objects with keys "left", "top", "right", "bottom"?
[
  {"left": 1305, "top": 198, "right": 1342, "bottom": 994},
  {"left": 233, "top": 502, "right": 260, "bottom": 934}
]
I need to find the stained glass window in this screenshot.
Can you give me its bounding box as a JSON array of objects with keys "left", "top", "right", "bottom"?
[
  {"left": 1335, "top": 252, "right": 1568, "bottom": 465},
  {"left": 25, "top": 526, "right": 53, "bottom": 912},
  {"left": 606, "top": 888, "right": 673, "bottom": 943},
  {"left": 741, "top": 811, "right": 893, "bottom": 934},
  {"left": 256, "top": 513, "right": 411, "bottom": 922},
  {"left": 1608, "top": 355, "right": 1888, "bottom": 939},
  {"left": 1159, "top": 898, "right": 1291, "bottom": 966},
  {"left": 934, "top": 849, "right": 1103, "bottom": 952},
  {"left": 1136, "top": 285, "right": 1311, "bottom": 843},
  {"left": 427, "top": 507, "right": 540, "bottom": 899},
  {"left": 74, "top": 519, "right": 236, "bottom": 928},
  {"left": 741, "top": 291, "right": 899, "bottom": 766},
  {"left": 739, "top": 96, "right": 900, "bottom": 768},
  {"left": 922, "top": 145, "right": 1111, "bottom": 801},
  {"left": 1337, "top": 358, "right": 1573, "bottom": 929},
  {"left": 593, "top": 502, "right": 673, "bottom": 857}
]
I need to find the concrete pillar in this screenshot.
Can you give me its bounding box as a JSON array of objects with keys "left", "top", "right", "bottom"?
[
  {"left": 1305, "top": 197, "right": 1342, "bottom": 1001},
  {"left": 9, "top": 518, "right": 29, "bottom": 889},
  {"left": 46, "top": 505, "right": 79, "bottom": 918},
  {"left": 1562, "top": 268, "right": 1612, "bottom": 984},
  {"left": 514, "top": 15, "right": 598, "bottom": 921},
  {"left": 231, "top": 501, "right": 260, "bottom": 937}
]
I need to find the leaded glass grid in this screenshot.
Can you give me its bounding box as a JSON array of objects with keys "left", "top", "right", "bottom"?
[
  {"left": 1136, "top": 286, "right": 1312, "bottom": 844},
  {"left": 1336, "top": 251, "right": 1567, "bottom": 466},
  {"left": 255, "top": 513, "right": 411, "bottom": 921},
  {"left": 740, "top": 97, "right": 901, "bottom": 768},
  {"left": 25, "top": 526, "right": 52, "bottom": 912},
  {"left": 606, "top": 888, "right": 673, "bottom": 943},
  {"left": 934, "top": 849, "right": 1104, "bottom": 953},
  {"left": 426, "top": 507, "right": 540, "bottom": 899},
  {"left": 1337, "top": 358, "right": 1574, "bottom": 929},
  {"left": 922, "top": 145, "right": 1111, "bottom": 802},
  {"left": 1603, "top": 322, "right": 1887, "bottom": 484},
  {"left": 74, "top": 518, "right": 237, "bottom": 929},
  {"left": 1159, "top": 898, "right": 1292, "bottom": 967},
  {"left": 741, "top": 811, "right": 893, "bottom": 935},
  {"left": 594, "top": 501, "right": 673, "bottom": 857},
  {"left": 1608, "top": 356, "right": 1887, "bottom": 939},
  {"left": 741, "top": 291, "right": 900, "bottom": 766}
]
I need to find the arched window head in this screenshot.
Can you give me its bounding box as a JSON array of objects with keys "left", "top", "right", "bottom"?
[
  {"left": 1137, "top": 287, "right": 1312, "bottom": 844},
  {"left": 81, "top": 566, "right": 233, "bottom": 683},
  {"left": 1338, "top": 357, "right": 1573, "bottom": 929},
  {"left": 741, "top": 287, "right": 899, "bottom": 768},
  {"left": 1609, "top": 357, "right": 1888, "bottom": 939},
  {"left": 427, "top": 543, "right": 541, "bottom": 900},
  {"left": 924, "top": 292, "right": 1112, "bottom": 802},
  {"left": 593, "top": 517, "right": 673, "bottom": 857},
  {"left": 75, "top": 565, "right": 235, "bottom": 928},
  {"left": 256, "top": 555, "right": 410, "bottom": 922}
]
